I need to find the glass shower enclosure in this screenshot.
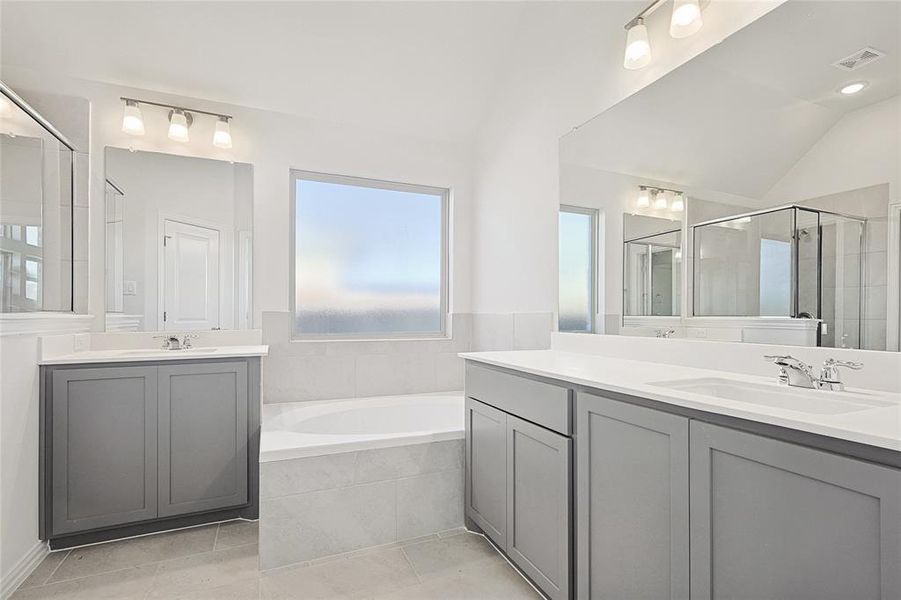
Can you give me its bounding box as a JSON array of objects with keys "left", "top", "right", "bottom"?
[{"left": 692, "top": 205, "right": 866, "bottom": 349}]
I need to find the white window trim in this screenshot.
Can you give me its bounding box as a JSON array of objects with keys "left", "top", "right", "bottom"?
[{"left": 288, "top": 169, "right": 449, "bottom": 341}]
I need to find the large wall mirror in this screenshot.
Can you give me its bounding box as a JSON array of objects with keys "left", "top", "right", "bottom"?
[
  {"left": 104, "top": 148, "right": 253, "bottom": 332},
  {"left": 559, "top": 0, "right": 900, "bottom": 351}
]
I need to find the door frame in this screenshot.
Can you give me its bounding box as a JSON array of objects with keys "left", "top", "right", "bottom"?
[
  {"left": 157, "top": 212, "right": 227, "bottom": 331},
  {"left": 887, "top": 202, "right": 900, "bottom": 351}
]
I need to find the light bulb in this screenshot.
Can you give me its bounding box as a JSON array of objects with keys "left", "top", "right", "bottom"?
[
  {"left": 670, "top": 0, "right": 703, "bottom": 38},
  {"left": 654, "top": 190, "right": 668, "bottom": 210},
  {"left": 213, "top": 116, "right": 232, "bottom": 149},
  {"left": 168, "top": 109, "right": 190, "bottom": 143},
  {"left": 671, "top": 192, "right": 685, "bottom": 212},
  {"left": 121, "top": 100, "right": 145, "bottom": 136},
  {"left": 624, "top": 19, "right": 651, "bottom": 70},
  {"left": 637, "top": 187, "right": 650, "bottom": 208}
]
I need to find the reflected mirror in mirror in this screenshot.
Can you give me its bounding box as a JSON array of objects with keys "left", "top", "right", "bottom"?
[
  {"left": 624, "top": 216, "right": 681, "bottom": 318},
  {"left": 104, "top": 148, "right": 253, "bottom": 332},
  {"left": 1, "top": 90, "right": 75, "bottom": 313},
  {"left": 559, "top": 0, "right": 900, "bottom": 351}
]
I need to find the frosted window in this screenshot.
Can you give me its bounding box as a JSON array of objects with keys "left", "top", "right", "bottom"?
[
  {"left": 293, "top": 174, "right": 446, "bottom": 337},
  {"left": 559, "top": 208, "right": 596, "bottom": 332},
  {"left": 759, "top": 238, "right": 791, "bottom": 316}
]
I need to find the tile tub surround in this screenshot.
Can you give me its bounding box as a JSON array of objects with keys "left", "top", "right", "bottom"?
[
  {"left": 12, "top": 521, "right": 538, "bottom": 599},
  {"left": 259, "top": 440, "right": 464, "bottom": 570},
  {"left": 261, "top": 311, "right": 553, "bottom": 403}
]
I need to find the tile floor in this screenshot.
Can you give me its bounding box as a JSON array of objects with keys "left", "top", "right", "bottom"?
[{"left": 13, "top": 521, "right": 541, "bottom": 599}]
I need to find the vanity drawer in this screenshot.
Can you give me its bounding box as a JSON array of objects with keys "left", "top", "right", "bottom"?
[{"left": 465, "top": 363, "right": 572, "bottom": 435}]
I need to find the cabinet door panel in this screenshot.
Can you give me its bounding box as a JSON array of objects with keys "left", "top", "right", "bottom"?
[
  {"left": 51, "top": 367, "right": 158, "bottom": 535},
  {"left": 690, "top": 421, "right": 901, "bottom": 600},
  {"left": 577, "top": 393, "right": 689, "bottom": 600},
  {"left": 158, "top": 362, "right": 248, "bottom": 517},
  {"left": 506, "top": 414, "right": 571, "bottom": 600},
  {"left": 465, "top": 397, "right": 507, "bottom": 547}
]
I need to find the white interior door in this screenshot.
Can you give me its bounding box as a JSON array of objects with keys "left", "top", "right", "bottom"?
[{"left": 163, "top": 220, "right": 220, "bottom": 331}]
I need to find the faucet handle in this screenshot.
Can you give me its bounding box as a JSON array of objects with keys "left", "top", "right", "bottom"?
[{"left": 823, "top": 358, "right": 863, "bottom": 370}]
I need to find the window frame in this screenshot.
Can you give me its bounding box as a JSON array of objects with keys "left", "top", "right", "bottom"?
[
  {"left": 289, "top": 169, "right": 449, "bottom": 341},
  {"left": 558, "top": 204, "right": 598, "bottom": 334}
]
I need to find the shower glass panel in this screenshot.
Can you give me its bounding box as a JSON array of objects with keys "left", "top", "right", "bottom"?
[
  {"left": 692, "top": 205, "right": 865, "bottom": 349},
  {"left": 624, "top": 230, "right": 681, "bottom": 317}
]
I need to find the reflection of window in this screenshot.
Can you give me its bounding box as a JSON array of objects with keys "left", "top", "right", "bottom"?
[
  {"left": 559, "top": 206, "right": 597, "bottom": 332},
  {"left": 25, "top": 225, "right": 41, "bottom": 247},
  {"left": 291, "top": 171, "right": 447, "bottom": 338},
  {"left": 759, "top": 238, "right": 791, "bottom": 316},
  {"left": 25, "top": 258, "right": 40, "bottom": 300}
]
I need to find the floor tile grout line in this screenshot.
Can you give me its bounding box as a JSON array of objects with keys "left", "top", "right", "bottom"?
[
  {"left": 213, "top": 522, "right": 221, "bottom": 551},
  {"left": 42, "top": 538, "right": 238, "bottom": 587},
  {"left": 398, "top": 545, "right": 424, "bottom": 585},
  {"left": 40, "top": 549, "right": 71, "bottom": 586}
]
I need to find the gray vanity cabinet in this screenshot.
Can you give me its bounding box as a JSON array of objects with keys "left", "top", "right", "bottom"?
[
  {"left": 50, "top": 366, "right": 159, "bottom": 535},
  {"left": 690, "top": 421, "right": 901, "bottom": 600},
  {"left": 506, "top": 414, "right": 571, "bottom": 600},
  {"left": 465, "top": 397, "right": 508, "bottom": 547},
  {"left": 576, "top": 392, "right": 689, "bottom": 600},
  {"left": 158, "top": 362, "right": 248, "bottom": 517},
  {"left": 42, "top": 357, "right": 260, "bottom": 548},
  {"left": 465, "top": 364, "right": 573, "bottom": 600}
]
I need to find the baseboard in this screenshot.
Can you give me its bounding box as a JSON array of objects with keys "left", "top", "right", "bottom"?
[{"left": 0, "top": 540, "right": 49, "bottom": 600}]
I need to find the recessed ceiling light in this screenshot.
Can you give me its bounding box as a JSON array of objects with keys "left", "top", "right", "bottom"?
[{"left": 839, "top": 81, "right": 868, "bottom": 95}]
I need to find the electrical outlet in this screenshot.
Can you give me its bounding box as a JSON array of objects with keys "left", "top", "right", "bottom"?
[{"left": 690, "top": 328, "right": 707, "bottom": 338}]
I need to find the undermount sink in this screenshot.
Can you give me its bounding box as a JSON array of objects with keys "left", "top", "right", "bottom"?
[{"left": 650, "top": 377, "right": 892, "bottom": 415}]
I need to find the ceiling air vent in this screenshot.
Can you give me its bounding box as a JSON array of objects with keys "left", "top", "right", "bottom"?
[{"left": 832, "top": 47, "right": 885, "bottom": 71}]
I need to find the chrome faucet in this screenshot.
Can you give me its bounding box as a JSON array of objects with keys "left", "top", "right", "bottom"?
[
  {"left": 655, "top": 329, "right": 676, "bottom": 339},
  {"left": 764, "top": 355, "right": 863, "bottom": 391},
  {"left": 153, "top": 333, "right": 199, "bottom": 351}
]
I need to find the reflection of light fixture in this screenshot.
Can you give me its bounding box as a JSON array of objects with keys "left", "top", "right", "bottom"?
[
  {"left": 670, "top": 0, "right": 703, "bottom": 38},
  {"left": 167, "top": 109, "right": 191, "bottom": 143},
  {"left": 839, "top": 81, "right": 868, "bottom": 95},
  {"left": 0, "top": 94, "right": 12, "bottom": 117},
  {"left": 213, "top": 116, "right": 232, "bottom": 149},
  {"left": 623, "top": 18, "right": 651, "bottom": 70},
  {"left": 637, "top": 186, "right": 650, "bottom": 208},
  {"left": 654, "top": 189, "right": 668, "bottom": 209},
  {"left": 674, "top": 249, "right": 682, "bottom": 261},
  {"left": 671, "top": 192, "right": 685, "bottom": 212},
  {"left": 121, "top": 100, "right": 145, "bottom": 136}
]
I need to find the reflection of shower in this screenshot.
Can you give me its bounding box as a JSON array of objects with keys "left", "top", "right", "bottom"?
[{"left": 692, "top": 205, "right": 867, "bottom": 349}]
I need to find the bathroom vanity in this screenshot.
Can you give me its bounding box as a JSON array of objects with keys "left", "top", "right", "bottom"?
[
  {"left": 38, "top": 345, "right": 267, "bottom": 549},
  {"left": 462, "top": 353, "right": 901, "bottom": 600}
]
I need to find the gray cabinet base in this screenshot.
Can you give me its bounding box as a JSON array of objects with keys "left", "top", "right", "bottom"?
[{"left": 48, "top": 507, "right": 257, "bottom": 550}]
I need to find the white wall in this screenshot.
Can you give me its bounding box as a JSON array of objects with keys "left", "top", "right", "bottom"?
[{"left": 471, "top": 0, "right": 785, "bottom": 318}]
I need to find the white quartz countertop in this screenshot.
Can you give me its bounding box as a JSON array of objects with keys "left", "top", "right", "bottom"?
[
  {"left": 460, "top": 350, "right": 901, "bottom": 453},
  {"left": 39, "top": 345, "right": 269, "bottom": 365}
]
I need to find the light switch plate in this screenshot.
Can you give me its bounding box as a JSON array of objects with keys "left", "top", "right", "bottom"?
[{"left": 124, "top": 280, "right": 137, "bottom": 295}]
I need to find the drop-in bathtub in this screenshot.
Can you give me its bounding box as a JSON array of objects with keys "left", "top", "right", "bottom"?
[
  {"left": 260, "top": 392, "right": 464, "bottom": 462},
  {"left": 259, "top": 392, "right": 465, "bottom": 569}
]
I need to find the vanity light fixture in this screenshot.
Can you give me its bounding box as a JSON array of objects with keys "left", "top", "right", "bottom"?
[
  {"left": 653, "top": 189, "right": 669, "bottom": 210},
  {"left": 637, "top": 186, "right": 651, "bottom": 208},
  {"left": 118, "top": 97, "right": 234, "bottom": 148},
  {"left": 623, "top": 0, "right": 706, "bottom": 70},
  {"left": 213, "top": 116, "right": 232, "bottom": 149},
  {"left": 671, "top": 192, "right": 685, "bottom": 212},
  {"left": 624, "top": 18, "right": 652, "bottom": 70},
  {"left": 121, "top": 100, "right": 145, "bottom": 136},
  {"left": 167, "top": 109, "right": 191, "bottom": 143},
  {"left": 839, "top": 81, "right": 868, "bottom": 95},
  {"left": 670, "top": 0, "right": 703, "bottom": 38}
]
